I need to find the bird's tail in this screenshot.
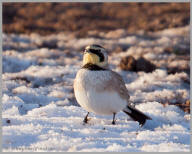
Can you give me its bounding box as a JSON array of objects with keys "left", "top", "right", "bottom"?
[{"left": 123, "top": 105, "right": 151, "bottom": 126}]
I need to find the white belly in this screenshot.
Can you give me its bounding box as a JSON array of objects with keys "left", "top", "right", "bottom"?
[
  {"left": 74, "top": 87, "right": 127, "bottom": 115},
  {"left": 74, "top": 69, "right": 128, "bottom": 115}
]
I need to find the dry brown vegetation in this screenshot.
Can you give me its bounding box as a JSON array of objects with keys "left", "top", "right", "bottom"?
[{"left": 3, "top": 3, "right": 190, "bottom": 37}]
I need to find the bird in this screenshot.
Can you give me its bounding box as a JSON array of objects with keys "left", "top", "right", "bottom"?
[{"left": 74, "top": 44, "right": 151, "bottom": 126}]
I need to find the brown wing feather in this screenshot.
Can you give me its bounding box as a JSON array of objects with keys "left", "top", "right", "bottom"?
[
  {"left": 95, "top": 70, "right": 130, "bottom": 102},
  {"left": 109, "top": 71, "right": 130, "bottom": 101}
]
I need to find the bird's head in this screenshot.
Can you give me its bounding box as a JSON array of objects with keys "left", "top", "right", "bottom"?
[{"left": 83, "top": 44, "right": 108, "bottom": 68}]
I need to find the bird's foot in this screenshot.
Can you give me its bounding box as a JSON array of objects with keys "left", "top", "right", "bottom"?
[
  {"left": 83, "top": 119, "right": 88, "bottom": 124},
  {"left": 83, "top": 118, "right": 90, "bottom": 125},
  {"left": 83, "top": 112, "right": 90, "bottom": 125},
  {"left": 112, "top": 120, "right": 116, "bottom": 125},
  {"left": 112, "top": 113, "right": 116, "bottom": 125}
]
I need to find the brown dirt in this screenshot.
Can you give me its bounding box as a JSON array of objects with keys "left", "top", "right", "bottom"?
[
  {"left": 163, "top": 100, "right": 190, "bottom": 113},
  {"left": 3, "top": 3, "right": 190, "bottom": 37},
  {"left": 119, "top": 56, "right": 156, "bottom": 73}
]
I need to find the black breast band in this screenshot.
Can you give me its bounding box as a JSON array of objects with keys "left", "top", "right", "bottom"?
[{"left": 82, "top": 63, "right": 106, "bottom": 71}]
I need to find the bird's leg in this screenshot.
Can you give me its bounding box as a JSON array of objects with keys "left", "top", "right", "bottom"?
[
  {"left": 83, "top": 112, "right": 89, "bottom": 124},
  {"left": 112, "top": 113, "right": 116, "bottom": 125}
]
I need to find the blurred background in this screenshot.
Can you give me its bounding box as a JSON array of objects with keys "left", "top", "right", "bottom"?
[{"left": 3, "top": 3, "right": 190, "bottom": 37}]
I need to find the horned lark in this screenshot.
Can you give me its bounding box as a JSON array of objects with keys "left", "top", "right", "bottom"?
[{"left": 74, "top": 44, "right": 151, "bottom": 126}]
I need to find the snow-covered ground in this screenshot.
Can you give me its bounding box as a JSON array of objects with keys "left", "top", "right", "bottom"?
[{"left": 2, "top": 26, "right": 190, "bottom": 152}]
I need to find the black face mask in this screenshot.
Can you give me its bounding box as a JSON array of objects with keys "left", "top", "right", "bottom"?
[{"left": 86, "top": 48, "right": 105, "bottom": 62}]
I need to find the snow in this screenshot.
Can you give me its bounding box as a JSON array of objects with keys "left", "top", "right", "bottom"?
[
  {"left": 2, "top": 102, "right": 190, "bottom": 152},
  {"left": 2, "top": 26, "right": 190, "bottom": 152}
]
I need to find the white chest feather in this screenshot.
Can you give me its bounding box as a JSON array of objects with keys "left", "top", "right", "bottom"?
[{"left": 74, "top": 69, "right": 127, "bottom": 115}]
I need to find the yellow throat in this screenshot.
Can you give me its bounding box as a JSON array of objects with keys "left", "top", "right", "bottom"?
[{"left": 83, "top": 53, "right": 100, "bottom": 65}]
